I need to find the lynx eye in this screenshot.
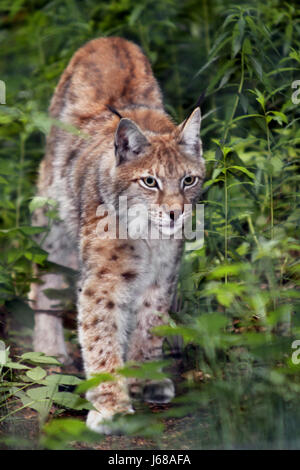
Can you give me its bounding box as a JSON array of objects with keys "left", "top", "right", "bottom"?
[
  {"left": 183, "top": 176, "right": 197, "bottom": 187},
  {"left": 141, "top": 176, "right": 158, "bottom": 188}
]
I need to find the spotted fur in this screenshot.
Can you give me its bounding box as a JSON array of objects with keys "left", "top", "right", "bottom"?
[{"left": 31, "top": 37, "right": 205, "bottom": 433}]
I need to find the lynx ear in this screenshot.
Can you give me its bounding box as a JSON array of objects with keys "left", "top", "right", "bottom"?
[
  {"left": 178, "top": 107, "right": 202, "bottom": 159},
  {"left": 114, "top": 118, "right": 149, "bottom": 165}
]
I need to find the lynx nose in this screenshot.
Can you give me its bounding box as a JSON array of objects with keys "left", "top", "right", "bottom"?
[
  {"left": 169, "top": 209, "right": 182, "bottom": 222},
  {"left": 163, "top": 202, "right": 184, "bottom": 222}
]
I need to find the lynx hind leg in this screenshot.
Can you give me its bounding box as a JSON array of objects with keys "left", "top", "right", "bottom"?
[
  {"left": 33, "top": 273, "right": 72, "bottom": 365},
  {"left": 127, "top": 285, "right": 175, "bottom": 404},
  {"left": 31, "top": 215, "right": 78, "bottom": 365}
]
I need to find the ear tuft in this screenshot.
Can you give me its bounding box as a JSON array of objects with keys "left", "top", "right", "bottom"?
[
  {"left": 115, "top": 118, "right": 149, "bottom": 165},
  {"left": 178, "top": 107, "right": 202, "bottom": 159}
]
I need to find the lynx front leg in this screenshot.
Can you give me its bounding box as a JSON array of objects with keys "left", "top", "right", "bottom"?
[
  {"left": 78, "top": 237, "right": 139, "bottom": 433},
  {"left": 78, "top": 280, "right": 134, "bottom": 433},
  {"left": 127, "top": 283, "right": 176, "bottom": 404}
]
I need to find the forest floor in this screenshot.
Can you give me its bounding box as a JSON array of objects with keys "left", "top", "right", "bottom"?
[{"left": 2, "top": 398, "right": 198, "bottom": 450}]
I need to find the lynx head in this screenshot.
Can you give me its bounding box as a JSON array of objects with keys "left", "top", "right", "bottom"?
[{"left": 113, "top": 108, "right": 205, "bottom": 238}]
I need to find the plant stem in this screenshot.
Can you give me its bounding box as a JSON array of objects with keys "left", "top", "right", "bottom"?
[
  {"left": 15, "top": 134, "right": 25, "bottom": 228},
  {"left": 247, "top": 215, "right": 260, "bottom": 248},
  {"left": 265, "top": 122, "right": 274, "bottom": 239},
  {"left": 222, "top": 50, "right": 245, "bottom": 283},
  {"left": 224, "top": 166, "right": 228, "bottom": 283}
]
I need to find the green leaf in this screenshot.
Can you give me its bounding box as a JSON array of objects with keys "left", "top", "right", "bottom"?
[
  {"left": 216, "top": 290, "right": 234, "bottom": 307},
  {"left": 6, "top": 299, "right": 34, "bottom": 329},
  {"left": 228, "top": 165, "right": 255, "bottom": 179},
  {"left": 231, "top": 17, "right": 244, "bottom": 57},
  {"left": 29, "top": 197, "right": 57, "bottom": 213},
  {"left": 44, "top": 374, "right": 82, "bottom": 386},
  {"left": 19, "top": 226, "right": 47, "bottom": 235},
  {"left": 251, "top": 88, "right": 265, "bottom": 110},
  {"left": 20, "top": 352, "right": 61, "bottom": 365},
  {"left": 26, "top": 386, "right": 50, "bottom": 400},
  {"left": 43, "top": 418, "right": 89, "bottom": 437},
  {"left": 52, "top": 392, "right": 92, "bottom": 410},
  {"left": 208, "top": 263, "right": 248, "bottom": 279},
  {"left": 75, "top": 373, "right": 114, "bottom": 393},
  {"left": 5, "top": 362, "right": 30, "bottom": 370},
  {"left": 267, "top": 111, "right": 288, "bottom": 125},
  {"left": 152, "top": 325, "right": 196, "bottom": 344},
  {"left": 128, "top": 4, "right": 145, "bottom": 26},
  {"left": 24, "top": 247, "right": 48, "bottom": 264},
  {"left": 250, "top": 57, "right": 263, "bottom": 80},
  {"left": 26, "top": 366, "right": 47, "bottom": 381},
  {"left": 119, "top": 361, "right": 169, "bottom": 380},
  {"left": 42, "top": 418, "right": 99, "bottom": 449}
]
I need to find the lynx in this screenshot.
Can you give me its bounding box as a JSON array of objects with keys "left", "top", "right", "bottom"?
[{"left": 31, "top": 37, "right": 205, "bottom": 433}]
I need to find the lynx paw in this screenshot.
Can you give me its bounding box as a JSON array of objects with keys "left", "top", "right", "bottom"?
[
  {"left": 128, "top": 378, "right": 143, "bottom": 399},
  {"left": 143, "top": 378, "right": 175, "bottom": 404},
  {"left": 86, "top": 407, "right": 134, "bottom": 435}
]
